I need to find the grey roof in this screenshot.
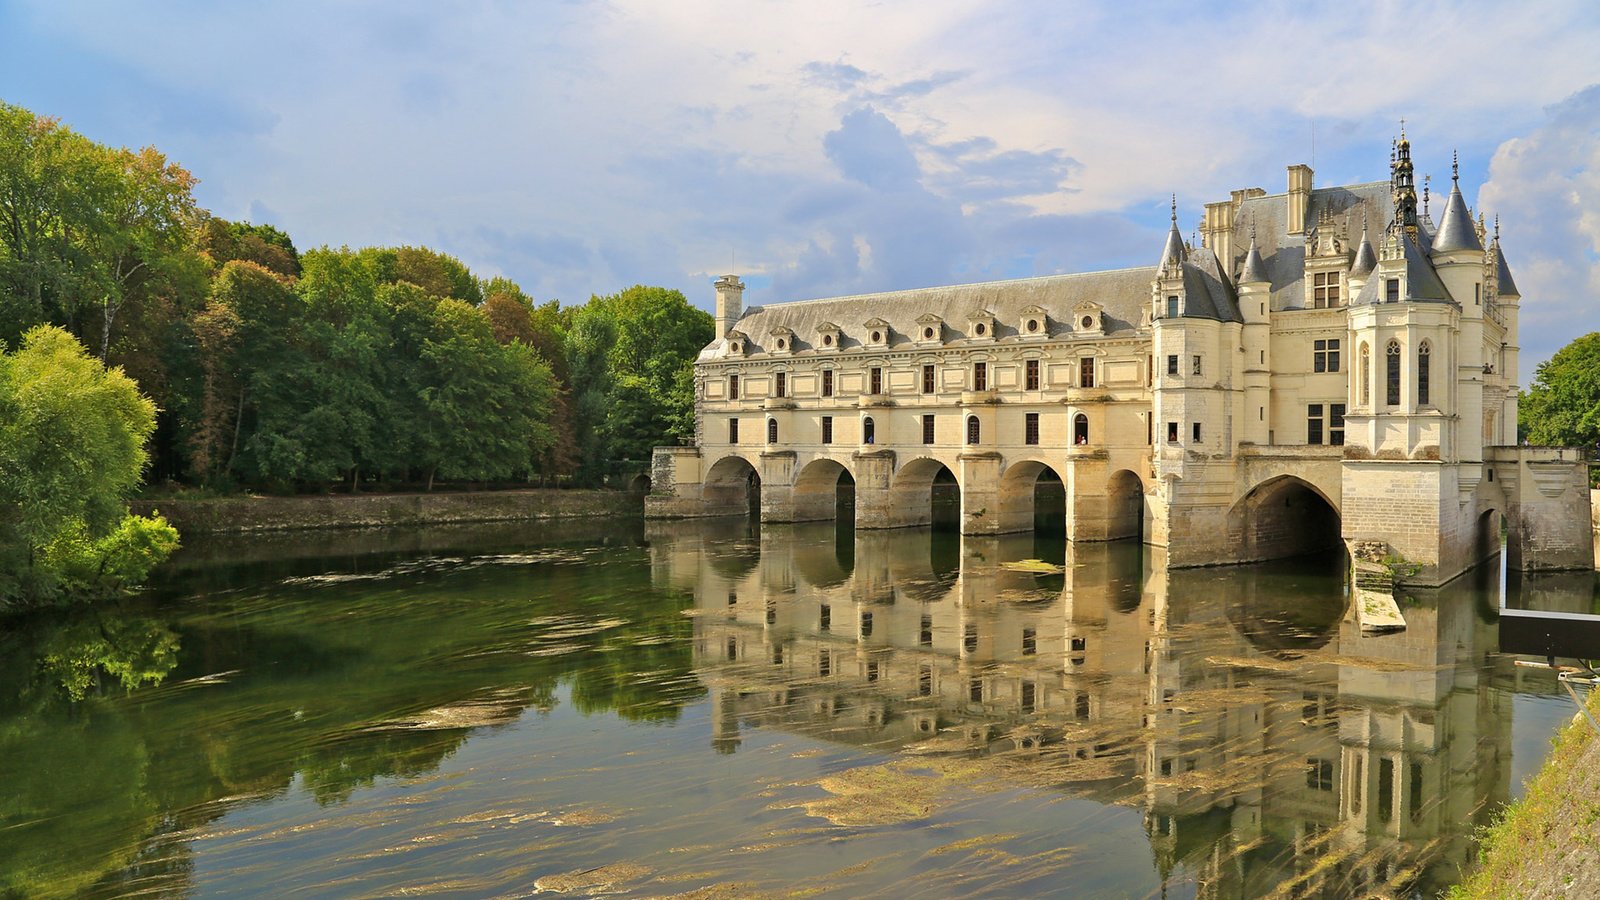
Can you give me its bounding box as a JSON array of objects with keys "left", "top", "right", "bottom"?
[
  {"left": 700, "top": 268, "right": 1161, "bottom": 360},
  {"left": 1239, "top": 239, "right": 1269, "bottom": 284},
  {"left": 1159, "top": 220, "right": 1186, "bottom": 269},
  {"left": 1496, "top": 242, "right": 1520, "bottom": 296},
  {"left": 1230, "top": 181, "right": 1393, "bottom": 310},
  {"left": 1350, "top": 230, "right": 1377, "bottom": 278},
  {"left": 1351, "top": 232, "right": 1453, "bottom": 305},
  {"left": 1178, "top": 247, "right": 1242, "bottom": 322},
  {"left": 1433, "top": 182, "right": 1482, "bottom": 253}
]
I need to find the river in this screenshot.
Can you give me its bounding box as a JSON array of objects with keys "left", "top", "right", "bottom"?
[{"left": 0, "top": 516, "right": 1591, "bottom": 898}]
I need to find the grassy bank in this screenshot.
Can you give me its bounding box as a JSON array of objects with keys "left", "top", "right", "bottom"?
[{"left": 1450, "top": 681, "right": 1600, "bottom": 898}]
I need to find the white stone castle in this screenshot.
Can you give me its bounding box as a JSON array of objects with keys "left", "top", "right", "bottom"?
[{"left": 648, "top": 135, "right": 1593, "bottom": 585}]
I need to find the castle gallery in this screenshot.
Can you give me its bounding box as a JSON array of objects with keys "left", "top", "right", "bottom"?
[{"left": 647, "top": 136, "right": 1593, "bottom": 585}]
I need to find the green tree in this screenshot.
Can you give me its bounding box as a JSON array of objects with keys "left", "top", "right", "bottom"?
[
  {"left": 0, "top": 326, "right": 178, "bottom": 608},
  {"left": 1520, "top": 332, "right": 1600, "bottom": 451}
]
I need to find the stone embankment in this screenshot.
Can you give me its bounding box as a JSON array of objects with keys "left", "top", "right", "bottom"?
[{"left": 131, "top": 489, "right": 643, "bottom": 534}]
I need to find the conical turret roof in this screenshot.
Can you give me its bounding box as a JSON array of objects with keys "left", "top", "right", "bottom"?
[
  {"left": 1239, "top": 236, "right": 1268, "bottom": 285},
  {"left": 1350, "top": 226, "right": 1377, "bottom": 278},
  {"left": 1434, "top": 157, "right": 1482, "bottom": 253},
  {"left": 1495, "top": 241, "right": 1520, "bottom": 297}
]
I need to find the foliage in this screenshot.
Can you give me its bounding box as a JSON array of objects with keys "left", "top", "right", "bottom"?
[
  {"left": 1520, "top": 332, "right": 1600, "bottom": 450},
  {"left": 0, "top": 326, "right": 178, "bottom": 608}
]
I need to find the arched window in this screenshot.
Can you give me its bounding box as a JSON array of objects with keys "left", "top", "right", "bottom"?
[
  {"left": 862, "top": 416, "right": 875, "bottom": 445},
  {"left": 1074, "top": 413, "right": 1089, "bottom": 445},
  {"left": 1386, "top": 339, "right": 1402, "bottom": 406},
  {"left": 767, "top": 417, "right": 778, "bottom": 444},
  {"left": 1417, "top": 341, "right": 1431, "bottom": 406},
  {"left": 966, "top": 415, "right": 980, "bottom": 445},
  {"left": 1359, "top": 343, "right": 1371, "bottom": 406}
]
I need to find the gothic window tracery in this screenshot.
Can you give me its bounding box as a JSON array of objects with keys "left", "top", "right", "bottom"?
[{"left": 1386, "top": 339, "right": 1402, "bottom": 406}]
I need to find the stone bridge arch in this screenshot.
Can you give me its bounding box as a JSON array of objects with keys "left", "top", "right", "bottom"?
[
  {"left": 997, "top": 458, "right": 1067, "bottom": 534},
  {"left": 702, "top": 454, "right": 762, "bottom": 517},
  {"left": 1227, "top": 474, "right": 1343, "bottom": 562}
]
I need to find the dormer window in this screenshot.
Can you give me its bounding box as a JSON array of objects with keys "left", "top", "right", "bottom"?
[
  {"left": 769, "top": 326, "right": 795, "bottom": 354},
  {"left": 1073, "top": 301, "right": 1104, "bottom": 334},
  {"left": 967, "top": 308, "right": 996, "bottom": 341},
  {"left": 1385, "top": 279, "right": 1400, "bottom": 303},
  {"left": 915, "top": 313, "right": 944, "bottom": 345},
  {"left": 1019, "top": 305, "right": 1048, "bottom": 339},
  {"left": 816, "top": 322, "right": 842, "bottom": 351},
  {"left": 727, "top": 329, "right": 749, "bottom": 356},
  {"left": 862, "top": 318, "right": 890, "bottom": 348},
  {"left": 1311, "top": 271, "right": 1342, "bottom": 308},
  {"left": 1165, "top": 296, "right": 1180, "bottom": 318}
]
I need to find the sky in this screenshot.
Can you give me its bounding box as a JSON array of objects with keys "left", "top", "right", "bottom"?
[{"left": 3, "top": 0, "right": 1599, "bottom": 381}]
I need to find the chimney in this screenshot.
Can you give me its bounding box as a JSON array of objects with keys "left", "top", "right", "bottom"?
[
  {"left": 714, "top": 274, "right": 744, "bottom": 337},
  {"left": 1287, "top": 164, "right": 1313, "bottom": 235},
  {"left": 1202, "top": 200, "right": 1235, "bottom": 280}
]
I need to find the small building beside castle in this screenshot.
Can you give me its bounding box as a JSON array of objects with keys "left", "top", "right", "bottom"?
[{"left": 648, "top": 136, "right": 1593, "bottom": 585}]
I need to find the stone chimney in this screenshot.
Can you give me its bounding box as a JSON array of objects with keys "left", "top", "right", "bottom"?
[
  {"left": 714, "top": 274, "right": 744, "bottom": 338},
  {"left": 1287, "top": 164, "right": 1313, "bottom": 235}
]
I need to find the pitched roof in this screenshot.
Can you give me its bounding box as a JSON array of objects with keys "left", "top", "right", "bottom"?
[
  {"left": 1229, "top": 181, "right": 1392, "bottom": 310},
  {"left": 1433, "top": 181, "right": 1482, "bottom": 253},
  {"left": 1496, "top": 243, "right": 1520, "bottom": 297}
]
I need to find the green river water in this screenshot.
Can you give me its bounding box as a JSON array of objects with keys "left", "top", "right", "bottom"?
[{"left": 1, "top": 516, "right": 1593, "bottom": 898}]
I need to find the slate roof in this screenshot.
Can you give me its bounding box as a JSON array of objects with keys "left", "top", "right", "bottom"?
[
  {"left": 1433, "top": 181, "right": 1482, "bottom": 253},
  {"left": 1228, "top": 181, "right": 1393, "bottom": 310},
  {"left": 1496, "top": 242, "right": 1520, "bottom": 296}
]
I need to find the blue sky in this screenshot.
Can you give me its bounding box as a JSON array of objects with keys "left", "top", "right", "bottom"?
[{"left": 3, "top": 0, "right": 1599, "bottom": 379}]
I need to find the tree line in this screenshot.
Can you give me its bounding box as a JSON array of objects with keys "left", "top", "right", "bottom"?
[{"left": 0, "top": 100, "right": 712, "bottom": 495}]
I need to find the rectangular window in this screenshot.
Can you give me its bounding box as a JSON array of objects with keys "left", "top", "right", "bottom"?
[
  {"left": 821, "top": 416, "right": 833, "bottom": 444},
  {"left": 774, "top": 372, "right": 786, "bottom": 398},
  {"left": 1192, "top": 355, "right": 1203, "bottom": 376},
  {"left": 1025, "top": 359, "right": 1040, "bottom": 390},
  {"left": 1080, "top": 357, "right": 1095, "bottom": 388},
  {"left": 818, "top": 652, "right": 830, "bottom": 678},
  {"left": 1418, "top": 347, "right": 1431, "bottom": 406},
  {"left": 969, "top": 677, "right": 983, "bottom": 703},
  {"left": 822, "top": 369, "right": 833, "bottom": 397},
  {"left": 1386, "top": 278, "right": 1400, "bottom": 302},
  {"left": 1022, "top": 627, "right": 1037, "bottom": 655},
  {"left": 866, "top": 660, "right": 879, "bottom": 682},
  {"left": 1025, "top": 412, "right": 1040, "bottom": 446},
  {"left": 728, "top": 373, "right": 739, "bottom": 400},
  {"left": 1307, "top": 758, "right": 1334, "bottom": 791},
  {"left": 728, "top": 418, "right": 739, "bottom": 443},
  {"left": 1021, "top": 681, "right": 1036, "bottom": 714},
  {"left": 1167, "top": 421, "right": 1179, "bottom": 443},
  {"left": 963, "top": 623, "right": 978, "bottom": 654},
  {"left": 974, "top": 362, "right": 988, "bottom": 391},
  {"left": 1313, "top": 271, "right": 1341, "bottom": 307},
  {"left": 1313, "top": 338, "right": 1341, "bottom": 373},
  {"left": 1330, "top": 403, "right": 1345, "bottom": 446},
  {"left": 1307, "top": 403, "right": 1324, "bottom": 445},
  {"left": 1192, "top": 422, "right": 1202, "bottom": 442},
  {"left": 819, "top": 604, "right": 830, "bottom": 632},
  {"left": 1475, "top": 283, "right": 1481, "bottom": 306},
  {"left": 922, "top": 364, "right": 935, "bottom": 394},
  {"left": 919, "top": 614, "right": 933, "bottom": 647},
  {"left": 1378, "top": 758, "right": 1395, "bottom": 822},
  {"left": 1167, "top": 354, "right": 1179, "bottom": 376},
  {"left": 919, "top": 666, "right": 932, "bottom": 696},
  {"left": 922, "top": 414, "right": 935, "bottom": 444},
  {"left": 860, "top": 611, "right": 873, "bottom": 638},
  {"left": 1166, "top": 295, "right": 1179, "bottom": 318},
  {"left": 869, "top": 367, "right": 882, "bottom": 395}
]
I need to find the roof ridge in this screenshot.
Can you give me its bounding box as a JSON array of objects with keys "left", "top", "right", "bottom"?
[{"left": 751, "top": 265, "right": 1159, "bottom": 309}]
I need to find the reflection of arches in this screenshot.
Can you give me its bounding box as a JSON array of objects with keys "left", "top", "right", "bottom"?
[
  {"left": 998, "top": 460, "right": 1067, "bottom": 534},
  {"left": 704, "top": 455, "right": 760, "bottom": 517},
  {"left": 1107, "top": 469, "right": 1146, "bottom": 541},
  {"left": 1475, "top": 509, "right": 1502, "bottom": 563},
  {"left": 1228, "top": 476, "right": 1342, "bottom": 561},
  {"left": 890, "top": 457, "right": 960, "bottom": 530},
  {"left": 793, "top": 458, "right": 855, "bottom": 522}
]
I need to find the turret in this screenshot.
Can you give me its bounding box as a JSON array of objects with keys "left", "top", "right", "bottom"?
[
  {"left": 1238, "top": 233, "right": 1272, "bottom": 444},
  {"left": 714, "top": 274, "right": 745, "bottom": 338}
]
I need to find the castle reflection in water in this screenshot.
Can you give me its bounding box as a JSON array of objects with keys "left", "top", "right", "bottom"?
[{"left": 647, "top": 518, "right": 1552, "bottom": 897}]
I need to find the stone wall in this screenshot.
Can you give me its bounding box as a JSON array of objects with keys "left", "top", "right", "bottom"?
[{"left": 131, "top": 489, "right": 643, "bottom": 534}]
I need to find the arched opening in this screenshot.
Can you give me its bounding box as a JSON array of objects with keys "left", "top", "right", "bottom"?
[
  {"left": 792, "top": 458, "right": 856, "bottom": 523},
  {"left": 703, "top": 456, "right": 761, "bottom": 518},
  {"left": 627, "top": 472, "right": 652, "bottom": 493},
  {"left": 965, "top": 415, "right": 981, "bottom": 445},
  {"left": 1229, "top": 476, "right": 1342, "bottom": 562},
  {"left": 1359, "top": 342, "right": 1371, "bottom": 406},
  {"left": 1107, "top": 469, "right": 1146, "bottom": 541},
  {"left": 1074, "top": 413, "right": 1089, "bottom": 446},
  {"left": 766, "top": 417, "right": 778, "bottom": 444},
  {"left": 1475, "top": 509, "right": 1503, "bottom": 564},
  {"left": 888, "top": 458, "right": 960, "bottom": 530},
  {"left": 997, "top": 460, "right": 1066, "bottom": 535},
  {"left": 862, "top": 416, "right": 876, "bottom": 445}
]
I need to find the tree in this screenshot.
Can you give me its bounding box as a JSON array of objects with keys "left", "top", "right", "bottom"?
[
  {"left": 0, "top": 326, "right": 178, "bottom": 608},
  {"left": 1520, "top": 332, "right": 1600, "bottom": 452}
]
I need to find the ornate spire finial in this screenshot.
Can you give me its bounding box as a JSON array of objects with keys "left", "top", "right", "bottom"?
[
  {"left": 1452, "top": 150, "right": 1459, "bottom": 182},
  {"left": 1423, "top": 174, "right": 1431, "bottom": 216},
  {"left": 1170, "top": 194, "right": 1177, "bottom": 224},
  {"left": 1399, "top": 116, "right": 1406, "bottom": 138},
  {"left": 1495, "top": 214, "right": 1501, "bottom": 241}
]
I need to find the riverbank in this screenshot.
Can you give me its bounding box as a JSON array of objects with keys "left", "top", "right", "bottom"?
[
  {"left": 1450, "top": 682, "right": 1600, "bottom": 898},
  {"left": 130, "top": 488, "right": 643, "bottom": 534}
]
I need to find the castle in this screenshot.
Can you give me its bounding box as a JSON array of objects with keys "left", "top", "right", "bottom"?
[{"left": 647, "top": 136, "right": 1593, "bottom": 585}]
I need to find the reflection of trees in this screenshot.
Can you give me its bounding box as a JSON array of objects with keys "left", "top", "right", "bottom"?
[{"left": 0, "top": 526, "right": 703, "bottom": 896}]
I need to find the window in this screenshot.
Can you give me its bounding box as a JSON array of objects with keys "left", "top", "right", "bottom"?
[
  {"left": 728, "top": 373, "right": 739, "bottom": 400},
  {"left": 922, "top": 414, "right": 935, "bottom": 445},
  {"left": 966, "top": 415, "right": 981, "bottom": 445},
  {"left": 729, "top": 418, "right": 739, "bottom": 443},
  {"left": 1192, "top": 422, "right": 1202, "bottom": 442},
  {"left": 1080, "top": 357, "right": 1095, "bottom": 388},
  {"left": 773, "top": 646, "right": 783, "bottom": 665},
  {"left": 1166, "top": 354, "right": 1178, "bottom": 376},
  {"left": 1386, "top": 278, "right": 1400, "bottom": 302},
  {"left": 1025, "top": 359, "right": 1040, "bottom": 390},
  {"left": 1475, "top": 283, "right": 1481, "bottom": 306},
  {"left": 1307, "top": 758, "right": 1334, "bottom": 791},
  {"left": 774, "top": 372, "right": 786, "bottom": 398},
  {"left": 866, "top": 660, "right": 879, "bottom": 682},
  {"left": 822, "top": 369, "right": 834, "bottom": 397},
  {"left": 1360, "top": 343, "right": 1371, "bottom": 405},
  {"left": 1378, "top": 758, "right": 1395, "bottom": 822},
  {"left": 862, "top": 416, "right": 875, "bottom": 444},
  {"left": 1192, "top": 355, "right": 1203, "bottom": 376},
  {"left": 1021, "top": 681, "right": 1036, "bottom": 713},
  {"left": 922, "top": 364, "right": 935, "bottom": 394},
  {"left": 1386, "top": 339, "right": 1402, "bottom": 405},
  {"left": 869, "top": 367, "right": 882, "bottom": 395},
  {"left": 919, "top": 614, "right": 933, "bottom": 647},
  {"left": 1330, "top": 403, "right": 1345, "bottom": 446},
  {"left": 819, "top": 604, "right": 831, "bottom": 631},
  {"left": 1025, "top": 413, "right": 1040, "bottom": 445},
  {"left": 969, "top": 677, "right": 983, "bottom": 703},
  {"left": 1166, "top": 295, "right": 1179, "bottom": 318},
  {"left": 1022, "top": 627, "right": 1036, "bottom": 655},
  {"left": 1307, "top": 404, "right": 1324, "bottom": 445},
  {"left": 1418, "top": 342, "right": 1431, "bottom": 405},
  {"left": 1167, "top": 421, "right": 1179, "bottom": 443},
  {"left": 1074, "top": 413, "right": 1089, "bottom": 445},
  {"left": 1147, "top": 414, "right": 1153, "bottom": 445},
  {"left": 860, "top": 611, "right": 873, "bottom": 638},
  {"left": 974, "top": 322, "right": 987, "bottom": 336},
  {"left": 767, "top": 418, "right": 778, "bottom": 443},
  {"left": 1313, "top": 271, "right": 1341, "bottom": 307},
  {"left": 923, "top": 326, "right": 936, "bottom": 340},
  {"left": 818, "top": 652, "right": 830, "bottom": 678},
  {"left": 918, "top": 666, "right": 932, "bottom": 696},
  {"left": 963, "top": 624, "right": 979, "bottom": 654},
  {"left": 821, "top": 416, "right": 833, "bottom": 445},
  {"left": 974, "top": 362, "right": 988, "bottom": 391},
  {"left": 1313, "top": 338, "right": 1340, "bottom": 373}
]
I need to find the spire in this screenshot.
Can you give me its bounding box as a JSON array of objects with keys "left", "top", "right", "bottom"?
[
  {"left": 1391, "top": 130, "right": 1418, "bottom": 238},
  {"left": 1350, "top": 214, "right": 1377, "bottom": 279},
  {"left": 1239, "top": 227, "right": 1269, "bottom": 285},
  {"left": 1159, "top": 194, "right": 1186, "bottom": 271},
  {"left": 1433, "top": 150, "right": 1482, "bottom": 253},
  {"left": 1491, "top": 214, "right": 1520, "bottom": 296}
]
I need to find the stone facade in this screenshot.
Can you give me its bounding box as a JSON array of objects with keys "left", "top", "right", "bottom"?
[{"left": 649, "top": 139, "right": 1594, "bottom": 585}]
